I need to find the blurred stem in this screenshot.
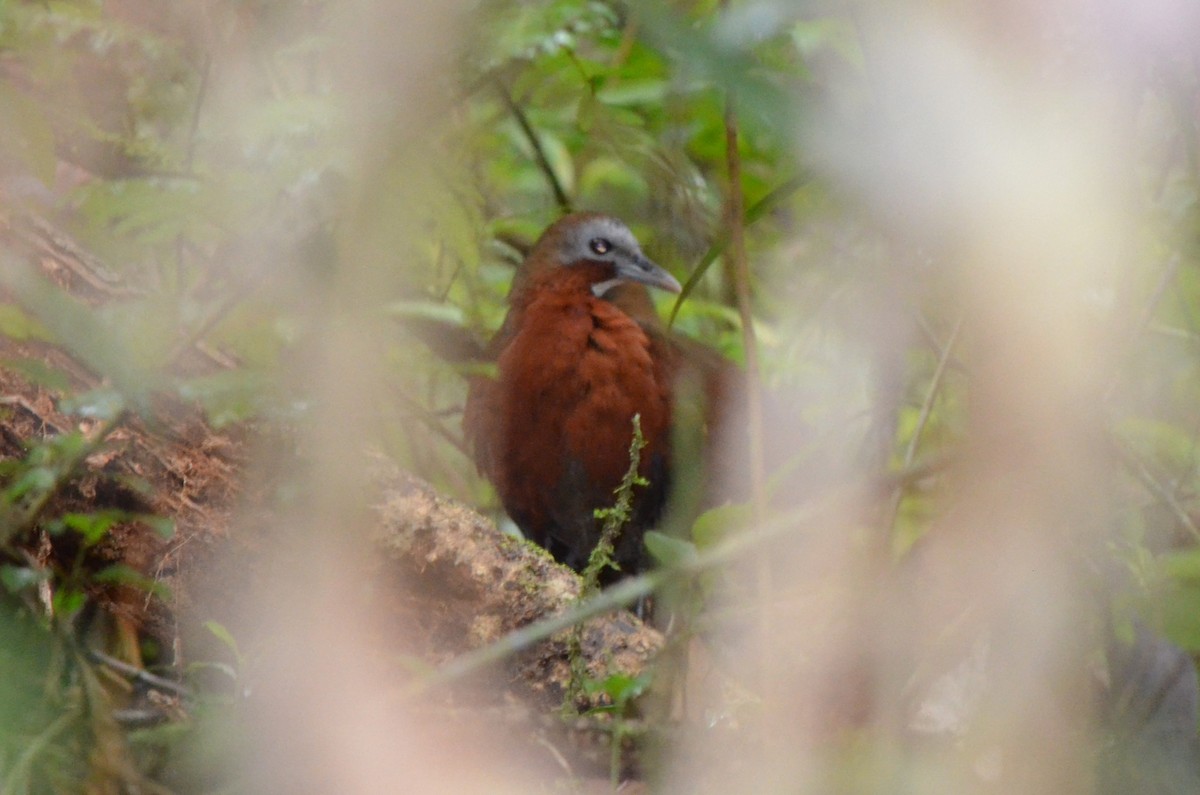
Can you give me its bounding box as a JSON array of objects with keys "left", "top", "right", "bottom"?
[
  {"left": 185, "top": 51, "right": 212, "bottom": 174},
  {"left": 170, "top": 47, "right": 212, "bottom": 292},
  {"left": 494, "top": 78, "right": 573, "bottom": 215},
  {"left": 1164, "top": 67, "right": 1200, "bottom": 186},
  {"left": 914, "top": 310, "right": 967, "bottom": 374},
  {"left": 2, "top": 706, "right": 79, "bottom": 792},
  {"left": 722, "top": 101, "right": 764, "bottom": 524},
  {"left": 417, "top": 461, "right": 945, "bottom": 694},
  {"left": 391, "top": 382, "right": 471, "bottom": 459},
  {"left": 667, "top": 173, "right": 809, "bottom": 327},
  {"left": 166, "top": 282, "right": 243, "bottom": 370},
  {"left": 720, "top": 26, "right": 771, "bottom": 697},
  {"left": 884, "top": 315, "right": 962, "bottom": 535},
  {"left": 610, "top": 10, "right": 639, "bottom": 69},
  {"left": 1113, "top": 434, "right": 1200, "bottom": 542},
  {"left": 87, "top": 648, "right": 191, "bottom": 698},
  {"left": 1103, "top": 254, "right": 1181, "bottom": 401}
]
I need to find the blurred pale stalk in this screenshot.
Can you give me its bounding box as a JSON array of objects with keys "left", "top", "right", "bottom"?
[
  {"left": 222, "top": 2, "right": 539, "bottom": 792},
  {"left": 669, "top": 4, "right": 1131, "bottom": 792}
]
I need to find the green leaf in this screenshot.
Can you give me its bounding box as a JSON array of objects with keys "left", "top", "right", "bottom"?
[
  {"left": 597, "top": 78, "right": 668, "bottom": 107},
  {"left": 578, "top": 155, "right": 650, "bottom": 198},
  {"left": 1160, "top": 582, "right": 1200, "bottom": 653},
  {"left": 791, "top": 17, "right": 865, "bottom": 73},
  {"left": 643, "top": 530, "right": 697, "bottom": 568},
  {"left": 384, "top": 300, "right": 466, "bottom": 326},
  {"left": 126, "top": 720, "right": 192, "bottom": 748},
  {"left": 454, "top": 360, "right": 499, "bottom": 380},
  {"left": 667, "top": 174, "right": 810, "bottom": 327},
  {"left": 186, "top": 660, "right": 239, "bottom": 683},
  {"left": 177, "top": 371, "right": 271, "bottom": 428},
  {"left": 0, "top": 305, "right": 50, "bottom": 342},
  {"left": 52, "top": 588, "right": 86, "bottom": 620},
  {"left": 583, "top": 671, "right": 651, "bottom": 704},
  {"left": 1115, "top": 417, "right": 1200, "bottom": 473},
  {"left": 0, "top": 564, "right": 45, "bottom": 593},
  {"left": 204, "top": 620, "right": 244, "bottom": 667},
  {"left": 6, "top": 465, "right": 55, "bottom": 503},
  {"left": 75, "top": 177, "right": 214, "bottom": 249},
  {"left": 1162, "top": 547, "right": 1200, "bottom": 583},
  {"left": 58, "top": 511, "right": 122, "bottom": 547},
  {"left": 141, "top": 515, "right": 175, "bottom": 540},
  {"left": 690, "top": 503, "right": 751, "bottom": 550},
  {"left": 0, "top": 265, "right": 163, "bottom": 404},
  {"left": 92, "top": 564, "right": 167, "bottom": 598},
  {"left": 0, "top": 357, "right": 72, "bottom": 391}
]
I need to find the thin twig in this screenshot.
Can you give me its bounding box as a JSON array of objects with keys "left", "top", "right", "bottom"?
[
  {"left": 494, "top": 78, "right": 572, "bottom": 215},
  {"left": 1134, "top": 254, "right": 1183, "bottom": 337},
  {"left": 610, "top": 10, "right": 639, "bottom": 69},
  {"left": 1103, "top": 253, "right": 1181, "bottom": 401},
  {"left": 1, "top": 706, "right": 79, "bottom": 792},
  {"left": 165, "top": 287, "right": 248, "bottom": 371},
  {"left": 87, "top": 648, "right": 191, "bottom": 699},
  {"left": 0, "top": 395, "right": 69, "bottom": 437},
  {"left": 884, "top": 315, "right": 963, "bottom": 533},
  {"left": 1164, "top": 68, "right": 1200, "bottom": 188},
  {"left": 534, "top": 734, "right": 577, "bottom": 779},
  {"left": 1112, "top": 435, "right": 1200, "bottom": 543},
  {"left": 391, "top": 385, "right": 472, "bottom": 459},
  {"left": 903, "top": 316, "right": 963, "bottom": 468},
  {"left": 912, "top": 309, "right": 967, "bottom": 374},
  {"left": 184, "top": 51, "right": 212, "bottom": 174},
  {"left": 666, "top": 173, "right": 810, "bottom": 328},
  {"left": 720, "top": 128, "right": 763, "bottom": 517}
]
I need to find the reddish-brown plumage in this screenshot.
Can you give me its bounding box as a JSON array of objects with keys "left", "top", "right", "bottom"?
[
  {"left": 604, "top": 282, "right": 740, "bottom": 473},
  {"left": 464, "top": 214, "right": 681, "bottom": 573}
]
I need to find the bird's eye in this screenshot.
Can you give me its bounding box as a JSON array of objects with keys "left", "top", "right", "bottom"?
[{"left": 588, "top": 238, "right": 612, "bottom": 255}]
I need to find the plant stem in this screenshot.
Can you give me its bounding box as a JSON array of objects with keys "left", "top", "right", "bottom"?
[{"left": 719, "top": 33, "right": 772, "bottom": 694}]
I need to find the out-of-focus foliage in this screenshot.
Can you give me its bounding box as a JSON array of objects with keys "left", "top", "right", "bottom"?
[{"left": 0, "top": 0, "right": 1199, "bottom": 790}]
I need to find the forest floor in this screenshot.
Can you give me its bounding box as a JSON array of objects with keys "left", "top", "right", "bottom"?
[
  {"left": 7, "top": 228, "right": 1196, "bottom": 792},
  {"left": 0, "top": 209, "right": 664, "bottom": 788}
]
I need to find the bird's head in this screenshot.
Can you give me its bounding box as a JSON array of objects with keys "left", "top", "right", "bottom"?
[{"left": 527, "top": 213, "right": 682, "bottom": 297}]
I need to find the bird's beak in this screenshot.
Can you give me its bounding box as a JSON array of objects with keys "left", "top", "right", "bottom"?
[{"left": 618, "top": 254, "right": 683, "bottom": 294}]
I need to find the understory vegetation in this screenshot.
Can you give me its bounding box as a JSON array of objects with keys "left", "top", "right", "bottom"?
[{"left": 1, "top": 0, "right": 1199, "bottom": 792}]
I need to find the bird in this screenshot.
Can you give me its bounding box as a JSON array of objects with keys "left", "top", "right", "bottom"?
[
  {"left": 463, "top": 212, "right": 686, "bottom": 577},
  {"left": 503, "top": 228, "right": 742, "bottom": 501}
]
